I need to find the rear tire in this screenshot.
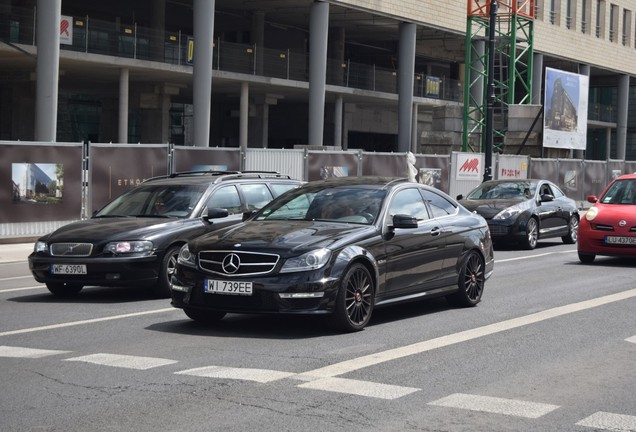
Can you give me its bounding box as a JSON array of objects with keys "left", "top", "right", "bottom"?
[
  {"left": 153, "top": 245, "right": 181, "bottom": 298},
  {"left": 578, "top": 252, "right": 595, "bottom": 263},
  {"left": 521, "top": 217, "right": 538, "bottom": 250},
  {"left": 184, "top": 308, "right": 226, "bottom": 324},
  {"left": 46, "top": 282, "right": 83, "bottom": 296},
  {"left": 447, "top": 251, "right": 484, "bottom": 307},
  {"left": 562, "top": 215, "right": 579, "bottom": 244},
  {"left": 325, "top": 263, "right": 374, "bottom": 332}
]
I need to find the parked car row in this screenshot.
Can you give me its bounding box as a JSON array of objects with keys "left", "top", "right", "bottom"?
[{"left": 28, "top": 171, "right": 635, "bottom": 332}]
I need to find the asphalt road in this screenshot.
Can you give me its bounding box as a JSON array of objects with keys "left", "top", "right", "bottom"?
[{"left": 1, "top": 241, "right": 635, "bottom": 432}]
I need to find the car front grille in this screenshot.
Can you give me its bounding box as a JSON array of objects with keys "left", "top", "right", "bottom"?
[
  {"left": 49, "top": 243, "right": 93, "bottom": 257},
  {"left": 487, "top": 225, "right": 509, "bottom": 236},
  {"left": 198, "top": 250, "right": 279, "bottom": 276}
]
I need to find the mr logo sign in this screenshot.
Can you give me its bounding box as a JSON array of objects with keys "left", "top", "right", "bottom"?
[{"left": 456, "top": 153, "right": 483, "bottom": 180}]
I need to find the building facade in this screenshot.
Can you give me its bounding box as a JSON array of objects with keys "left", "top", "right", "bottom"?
[{"left": 0, "top": 0, "right": 634, "bottom": 160}]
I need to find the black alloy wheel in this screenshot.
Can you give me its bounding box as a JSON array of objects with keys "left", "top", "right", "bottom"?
[
  {"left": 326, "top": 263, "right": 374, "bottom": 332},
  {"left": 447, "top": 250, "right": 484, "bottom": 307}
]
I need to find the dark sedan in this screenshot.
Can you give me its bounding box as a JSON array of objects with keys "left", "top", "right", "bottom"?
[
  {"left": 171, "top": 177, "right": 494, "bottom": 332},
  {"left": 459, "top": 179, "right": 579, "bottom": 250}
]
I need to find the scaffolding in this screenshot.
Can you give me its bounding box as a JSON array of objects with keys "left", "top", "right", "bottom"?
[{"left": 463, "top": 0, "right": 535, "bottom": 153}]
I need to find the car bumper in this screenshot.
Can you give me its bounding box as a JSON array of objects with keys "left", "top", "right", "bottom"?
[
  {"left": 486, "top": 220, "right": 527, "bottom": 242},
  {"left": 28, "top": 253, "right": 160, "bottom": 287},
  {"left": 170, "top": 265, "right": 340, "bottom": 315},
  {"left": 577, "top": 227, "right": 636, "bottom": 257}
]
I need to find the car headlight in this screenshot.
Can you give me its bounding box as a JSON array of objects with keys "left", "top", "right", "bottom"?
[
  {"left": 34, "top": 241, "right": 48, "bottom": 253},
  {"left": 493, "top": 207, "right": 521, "bottom": 220},
  {"left": 177, "top": 243, "right": 196, "bottom": 266},
  {"left": 103, "top": 240, "right": 153, "bottom": 255},
  {"left": 280, "top": 248, "right": 331, "bottom": 273},
  {"left": 585, "top": 206, "right": 598, "bottom": 221}
]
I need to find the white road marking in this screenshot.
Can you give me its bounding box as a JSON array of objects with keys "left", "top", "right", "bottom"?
[
  {"left": 626, "top": 335, "right": 636, "bottom": 344},
  {"left": 298, "top": 288, "right": 636, "bottom": 379},
  {"left": 176, "top": 366, "right": 296, "bottom": 383},
  {"left": 428, "top": 393, "right": 559, "bottom": 419},
  {"left": 496, "top": 250, "right": 576, "bottom": 263},
  {"left": 0, "top": 276, "right": 33, "bottom": 282},
  {"left": 0, "top": 286, "right": 46, "bottom": 293},
  {"left": 65, "top": 353, "right": 177, "bottom": 370},
  {"left": 576, "top": 411, "right": 636, "bottom": 431},
  {"left": 0, "top": 345, "right": 70, "bottom": 358},
  {"left": 297, "top": 377, "right": 419, "bottom": 400},
  {"left": 0, "top": 308, "right": 177, "bottom": 337}
]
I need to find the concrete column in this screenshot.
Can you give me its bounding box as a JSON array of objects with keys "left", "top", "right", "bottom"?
[
  {"left": 532, "top": 53, "right": 544, "bottom": 104},
  {"left": 333, "top": 94, "right": 343, "bottom": 149},
  {"left": 240, "top": 82, "right": 249, "bottom": 150},
  {"left": 411, "top": 103, "right": 418, "bottom": 153},
  {"left": 616, "top": 74, "right": 629, "bottom": 160},
  {"left": 576, "top": 64, "right": 591, "bottom": 159},
  {"left": 308, "top": 1, "right": 329, "bottom": 147},
  {"left": 397, "top": 22, "right": 416, "bottom": 153},
  {"left": 193, "top": 0, "right": 215, "bottom": 147},
  {"left": 151, "top": 0, "right": 166, "bottom": 61},
  {"left": 35, "top": 0, "right": 61, "bottom": 142},
  {"left": 118, "top": 68, "right": 129, "bottom": 143},
  {"left": 252, "top": 11, "right": 265, "bottom": 76}
]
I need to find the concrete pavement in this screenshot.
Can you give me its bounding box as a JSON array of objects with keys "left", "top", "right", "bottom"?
[{"left": 0, "top": 242, "right": 34, "bottom": 264}]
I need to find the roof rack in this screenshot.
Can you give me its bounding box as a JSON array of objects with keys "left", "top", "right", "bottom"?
[{"left": 143, "top": 170, "right": 292, "bottom": 183}]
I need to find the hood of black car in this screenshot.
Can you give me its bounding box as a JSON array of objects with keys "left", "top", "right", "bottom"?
[
  {"left": 190, "top": 220, "right": 375, "bottom": 254},
  {"left": 460, "top": 199, "right": 523, "bottom": 219},
  {"left": 42, "top": 217, "right": 190, "bottom": 243}
]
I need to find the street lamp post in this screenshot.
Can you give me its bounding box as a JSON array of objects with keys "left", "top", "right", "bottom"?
[{"left": 484, "top": 0, "right": 498, "bottom": 182}]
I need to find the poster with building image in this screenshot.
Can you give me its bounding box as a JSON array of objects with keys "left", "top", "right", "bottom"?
[
  {"left": 12, "top": 163, "right": 64, "bottom": 204},
  {"left": 543, "top": 68, "right": 589, "bottom": 150}
]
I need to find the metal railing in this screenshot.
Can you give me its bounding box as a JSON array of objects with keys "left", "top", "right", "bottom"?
[{"left": 1, "top": 6, "right": 461, "bottom": 102}]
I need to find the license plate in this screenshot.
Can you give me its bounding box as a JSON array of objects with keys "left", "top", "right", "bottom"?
[
  {"left": 204, "top": 279, "right": 253, "bottom": 295},
  {"left": 51, "top": 264, "right": 87, "bottom": 275},
  {"left": 605, "top": 236, "right": 636, "bottom": 245}
]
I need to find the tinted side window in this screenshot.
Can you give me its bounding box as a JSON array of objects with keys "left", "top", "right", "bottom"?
[
  {"left": 206, "top": 185, "right": 242, "bottom": 215},
  {"left": 388, "top": 188, "right": 430, "bottom": 220},
  {"left": 421, "top": 189, "right": 457, "bottom": 218},
  {"left": 239, "top": 183, "right": 274, "bottom": 211},
  {"left": 270, "top": 183, "right": 299, "bottom": 197}
]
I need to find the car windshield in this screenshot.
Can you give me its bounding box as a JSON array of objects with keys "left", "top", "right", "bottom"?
[
  {"left": 599, "top": 179, "right": 636, "bottom": 204},
  {"left": 255, "top": 186, "right": 387, "bottom": 225},
  {"left": 466, "top": 181, "right": 537, "bottom": 200},
  {"left": 95, "top": 184, "right": 208, "bottom": 218}
]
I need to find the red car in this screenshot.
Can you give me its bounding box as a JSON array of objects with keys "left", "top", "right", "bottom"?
[{"left": 578, "top": 173, "right": 636, "bottom": 263}]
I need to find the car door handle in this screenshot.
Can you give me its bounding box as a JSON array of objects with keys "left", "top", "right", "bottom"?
[{"left": 430, "top": 226, "right": 442, "bottom": 236}]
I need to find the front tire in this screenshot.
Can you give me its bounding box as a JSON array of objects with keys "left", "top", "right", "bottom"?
[
  {"left": 447, "top": 251, "right": 484, "bottom": 307},
  {"left": 46, "top": 282, "right": 83, "bottom": 296},
  {"left": 153, "top": 245, "right": 181, "bottom": 298},
  {"left": 521, "top": 217, "right": 539, "bottom": 250},
  {"left": 562, "top": 215, "right": 579, "bottom": 244},
  {"left": 578, "top": 252, "right": 595, "bottom": 263},
  {"left": 326, "top": 263, "right": 374, "bottom": 332}
]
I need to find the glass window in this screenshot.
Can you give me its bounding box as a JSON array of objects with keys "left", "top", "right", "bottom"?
[
  {"left": 270, "top": 183, "right": 300, "bottom": 197},
  {"left": 389, "top": 189, "right": 429, "bottom": 220},
  {"left": 421, "top": 190, "right": 457, "bottom": 218},
  {"left": 239, "top": 183, "right": 274, "bottom": 211},
  {"left": 206, "top": 186, "right": 242, "bottom": 215}
]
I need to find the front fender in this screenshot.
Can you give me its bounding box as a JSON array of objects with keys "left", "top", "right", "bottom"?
[{"left": 330, "top": 245, "right": 380, "bottom": 287}]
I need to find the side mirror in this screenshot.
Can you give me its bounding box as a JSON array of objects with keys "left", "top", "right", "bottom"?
[
  {"left": 540, "top": 194, "right": 554, "bottom": 202},
  {"left": 456, "top": 194, "right": 464, "bottom": 200},
  {"left": 391, "top": 214, "right": 419, "bottom": 229},
  {"left": 204, "top": 207, "right": 229, "bottom": 220},
  {"left": 586, "top": 195, "right": 598, "bottom": 203},
  {"left": 242, "top": 210, "right": 255, "bottom": 221}
]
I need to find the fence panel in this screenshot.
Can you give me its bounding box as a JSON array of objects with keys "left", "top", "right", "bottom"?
[
  {"left": 415, "top": 154, "right": 451, "bottom": 193},
  {"left": 1, "top": 141, "right": 84, "bottom": 237},
  {"left": 496, "top": 154, "right": 530, "bottom": 179},
  {"left": 450, "top": 152, "right": 484, "bottom": 199},
  {"left": 306, "top": 151, "right": 361, "bottom": 181},
  {"left": 581, "top": 160, "right": 607, "bottom": 199},
  {"left": 244, "top": 148, "right": 305, "bottom": 180},
  {"left": 88, "top": 143, "right": 169, "bottom": 214},
  {"left": 171, "top": 147, "right": 241, "bottom": 173}
]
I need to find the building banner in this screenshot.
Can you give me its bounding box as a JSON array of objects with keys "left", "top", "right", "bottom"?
[
  {"left": 88, "top": 144, "right": 169, "bottom": 214},
  {"left": 2, "top": 142, "right": 83, "bottom": 223},
  {"left": 543, "top": 68, "right": 589, "bottom": 150}
]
